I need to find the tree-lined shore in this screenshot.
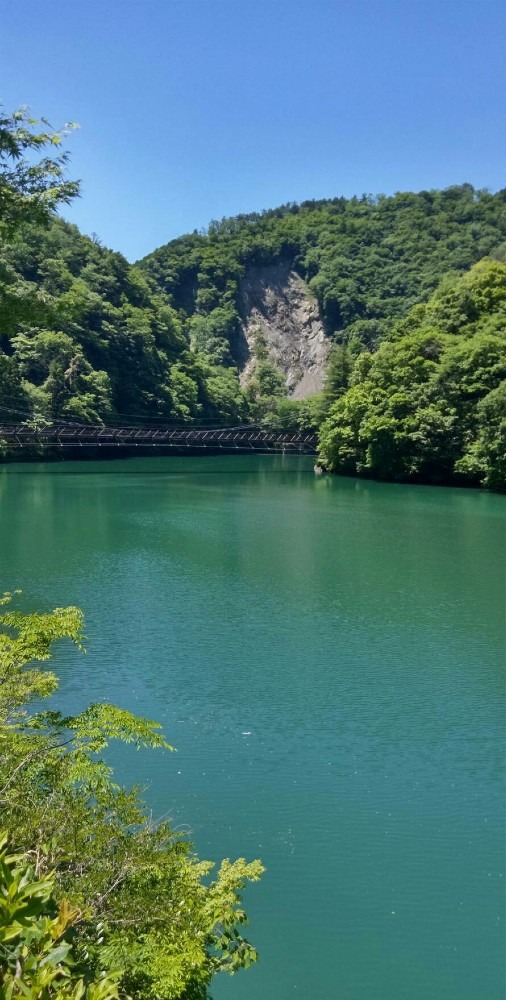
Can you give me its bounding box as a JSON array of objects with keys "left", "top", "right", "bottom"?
[{"left": 1, "top": 106, "right": 505, "bottom": 486}]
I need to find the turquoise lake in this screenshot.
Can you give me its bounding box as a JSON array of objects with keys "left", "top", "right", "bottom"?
[{"left": 0, "top": 454, "right": 504, "bottom": 999}]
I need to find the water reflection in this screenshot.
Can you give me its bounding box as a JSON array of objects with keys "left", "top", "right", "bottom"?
[{"left": 0, "top": 456, "right": 504, "bottom": 1000}]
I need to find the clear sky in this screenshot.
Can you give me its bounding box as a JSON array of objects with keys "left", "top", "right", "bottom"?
[{"left": 2, "top": 0, "right": 505, "bottom": 261}]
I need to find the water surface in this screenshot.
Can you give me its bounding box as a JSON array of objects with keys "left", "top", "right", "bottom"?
[{"left": 1, "top": 455, "right": 504, "bottom": 999}]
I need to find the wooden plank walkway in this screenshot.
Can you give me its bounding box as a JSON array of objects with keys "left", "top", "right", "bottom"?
[{"left": 0, "top": 423, "right": 318, "bottom": 454}]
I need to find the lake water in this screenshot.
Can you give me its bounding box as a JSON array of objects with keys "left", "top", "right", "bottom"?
[{"left": 1, "top": 455, "right": 504, "bottom": 999}]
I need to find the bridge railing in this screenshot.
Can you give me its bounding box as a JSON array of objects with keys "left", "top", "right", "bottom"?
[{"left": 0, "top": 422, "right": 318, "bottom": 453}]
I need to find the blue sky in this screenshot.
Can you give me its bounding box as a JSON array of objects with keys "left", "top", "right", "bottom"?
[{"left": 2, "top": 0, "right": 505, "bottom": 260}]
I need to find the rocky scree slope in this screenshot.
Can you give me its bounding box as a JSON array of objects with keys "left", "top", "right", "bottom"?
[{"left": 238, "top": 261, "right": 329, "bottom": 397}]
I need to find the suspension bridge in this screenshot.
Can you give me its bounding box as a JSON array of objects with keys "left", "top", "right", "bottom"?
[{"left": 0, "top": 422, "right": 318, "bottom": 454}]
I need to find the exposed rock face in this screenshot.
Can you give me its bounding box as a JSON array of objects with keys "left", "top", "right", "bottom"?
[{"left": 237, "top": 261, "right": 330, "bottom": 398}]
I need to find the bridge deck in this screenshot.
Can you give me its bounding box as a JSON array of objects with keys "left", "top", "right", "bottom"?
[{"left": 0, "top": 423, "right": 318, "bottom": 454}]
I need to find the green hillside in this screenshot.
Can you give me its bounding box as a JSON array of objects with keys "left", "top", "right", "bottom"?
[
  {"left": 319, "top": 258, "right": 506, "bottom": 488},
  {"left": 0, "top": 218, "right": 249, "bottom": 426},
  {"left": 1, "top": 170, "right": 505, "bottom": 486},
  {"left": 140, "top": 185, "right": 506, "bottom": 354}
]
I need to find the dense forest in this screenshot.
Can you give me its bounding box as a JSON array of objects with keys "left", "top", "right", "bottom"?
[
  {"left": 319, "top": 258, "right": 506, "bottom": 488},
  {"left": 140, "top": 184, "right": 506, "bottom": 355},
  {"left": 0, "top": 218, "right": 251, "bottom": 426},
  {"left": 1, "top": 109, "right": 505, "bottom": 487}
]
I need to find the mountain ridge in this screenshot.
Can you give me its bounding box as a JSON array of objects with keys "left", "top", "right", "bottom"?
[{"left": 1, "top": 183, "right": 505, "bottom": 485}]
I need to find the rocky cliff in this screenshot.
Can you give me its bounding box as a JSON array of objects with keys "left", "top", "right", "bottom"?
[{"left": 237, "top": 261, "right": 330, "bottom": 398}]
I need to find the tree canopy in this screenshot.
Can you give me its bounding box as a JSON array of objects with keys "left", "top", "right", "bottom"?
[
  {"left": 0, "top": 103, "right": 505, "bottom": 486},
  {"left": 318, "top": 259, "right": 506, "bottom": 488},
  {"left": 0, "top": 106, "right": 79, "bottom": 234},
  {"left": 140, "top": 185, "right": 506, "bottom": 353},
  {"left": 0, "top": 593, "right": 263, "bottom": 999}
]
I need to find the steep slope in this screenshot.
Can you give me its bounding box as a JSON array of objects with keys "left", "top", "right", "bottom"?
[
  {"left": 140, "top": 186, "right": 506, "bottom": 392},
  {"left": 238, "top": 261, "right": 329, "bottom": 397},
  {"left": 0, "top": 218, "right": 249, "bottom": 425}
]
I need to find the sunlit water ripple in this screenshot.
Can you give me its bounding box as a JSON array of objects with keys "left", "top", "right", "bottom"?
[{"left": 1, "top": 455, "right": 504, "bottom": 999}]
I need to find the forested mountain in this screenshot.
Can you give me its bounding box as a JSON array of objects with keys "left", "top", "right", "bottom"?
[
  {"left": 0, "top": 218, "right": 250, "bottom": 425},
  {"left": 140, "top": 185, "right": 506, "bottom": 353},
  {"left": 1, "top": 180, "right": 506, "bottom": 486}
]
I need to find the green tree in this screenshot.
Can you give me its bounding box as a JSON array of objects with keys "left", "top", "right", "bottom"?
[
  {"left": 0, "top": 594, "right": 263, "bottom": 999},
  {"left": 245, "top": 331, "right": 285, "bottom": 421},
  {"left": 12, "top": 331, "right": 112, "bottom": 423},
  {"left": 318, "top": 260, "right": 506, "bottom": 488},
  {"left": 0, "top": 106, "right": 79, "bottom": 234},
  {"left": 0, "top": 834, "right": 120, "bottom": 999},
  {"left": 322, "top": 344, "right": 353, "bottom": 408},
  {"left": 456, "top": 380, "right": 506, "bottom": 489},
  {"left": 0, "top": 106, "right": 81, "bottom": 392}
]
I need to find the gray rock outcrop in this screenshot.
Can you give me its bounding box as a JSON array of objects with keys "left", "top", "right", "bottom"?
[{"left": 237, "top": 261, "right": 330, "bottom": 398}]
